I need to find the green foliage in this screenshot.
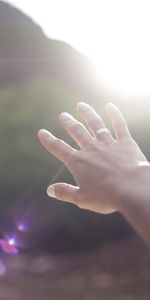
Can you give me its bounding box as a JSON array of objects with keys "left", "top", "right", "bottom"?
[{"left": 0, "top": 78, "right": 76, "bottom": 191}]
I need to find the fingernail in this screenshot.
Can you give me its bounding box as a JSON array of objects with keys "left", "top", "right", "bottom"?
[
  {"left": 105, "top": 102, "right": 116, "bottom": 111},
  {"left": 59, "top": 112, "right": 73, "bottom": 121},
  {"left": 38, "top": 129, "right": 50, "bottom": 139},
  {"left": 47, "top": 186, "right": 56, "bottom": 198},
  {"left": 77, "top": 102, "right": 89, "bottom": 111}
]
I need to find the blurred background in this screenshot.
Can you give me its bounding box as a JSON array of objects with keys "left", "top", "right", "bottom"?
[{"left": 0, "top": 1, "right": 150, "bottom": 299}]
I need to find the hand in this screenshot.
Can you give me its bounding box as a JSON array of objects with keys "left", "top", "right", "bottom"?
[{"left": 38, "top": 102, "right": 147, "bottom": 214}]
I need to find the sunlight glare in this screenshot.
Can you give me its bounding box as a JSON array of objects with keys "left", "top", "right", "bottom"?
[
  {"left": 9, "top": 0, "right": 150, "bottom": 97},
  {"left": 81, "top": 0, "right": 150, "bottom": 97},
  {"left": 37, "top": 0, "right": 150, "bottom": 97},
  {"left": 8, "top": 238, "right": 16, "bottom": 246}
]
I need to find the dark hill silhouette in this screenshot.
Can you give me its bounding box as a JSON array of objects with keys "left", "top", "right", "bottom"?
[
  {"left": 0, "top": 1, "right": 82, "bottom": 58},
  {"left": 0, "top": 0, "right": 100, "bottom": 101}
]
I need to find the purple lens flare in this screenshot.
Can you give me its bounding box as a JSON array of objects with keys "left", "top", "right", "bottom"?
[
  {"left": 17, "top": 223, "right": 26, "bottom": 232},
  {"left": 0, "top": 239, "right": 19, "bottom": 254}
]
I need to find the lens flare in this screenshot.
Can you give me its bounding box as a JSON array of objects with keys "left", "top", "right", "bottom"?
[
  {"left": 0, "top": 239, "right": 19, "bottom": 254},
  {"left": 8, "top": 238, "right": 16, "bottom": 246},
  {"left": 17, "top": 223, "right": 26, "bottom": 232}
]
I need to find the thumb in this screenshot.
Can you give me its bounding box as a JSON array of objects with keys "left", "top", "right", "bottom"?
[{"left": 47, "top": 183, "right": 80, "bottom": 204}]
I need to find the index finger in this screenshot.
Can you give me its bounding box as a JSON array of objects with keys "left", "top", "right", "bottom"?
[{"left": 38, "top": 129, "right": 76, "bottom": 170}]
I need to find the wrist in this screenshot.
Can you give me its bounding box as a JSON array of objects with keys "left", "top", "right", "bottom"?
[{"left": 116, "top": 162, "right": 150, "bottom": 213}]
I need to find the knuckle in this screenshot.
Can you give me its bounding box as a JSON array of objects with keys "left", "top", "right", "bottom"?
[
  {"left": 89, "top": 117, "right": 103, "bottom": 129},
  {"left": 121, "top": 134, "right": 131, "bottom": 144},
  {"left": 128, "top": 137, "right": 136, "bottom": 145},
  {"left": 67, "top": 150, "right": 78, "bottom": 168},
  {"left": 52, "top": 137, "right": 62, "bottom": 149},
  {"left": 70, "top": 122, "right": 82, "bottom": 132},
  {"left": 73, "top": 191, "right": 83, "bottom": 207},
  {"left": 117, "top": 121, "right": 126, "bottom": 131},
  {"left": 76, "top": 196, "right": 87, "bottom": 209}
]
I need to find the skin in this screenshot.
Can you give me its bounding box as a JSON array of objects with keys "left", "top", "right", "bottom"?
[{"left": 38, "top": 102, "right": 150, "bottom": 246}]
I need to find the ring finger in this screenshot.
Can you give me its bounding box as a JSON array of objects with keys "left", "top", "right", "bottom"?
[{"left": 77, "top": 102, "right": 114, "bottom": 144}]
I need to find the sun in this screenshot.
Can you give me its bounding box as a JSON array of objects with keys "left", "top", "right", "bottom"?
[
  {"left": 78, "top": 0, "right": 150, "bottom": 97},
  {"left": 89, "top": 44, "right": 150, "bottom": 97}
]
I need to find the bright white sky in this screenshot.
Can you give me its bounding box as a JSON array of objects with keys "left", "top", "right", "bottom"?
[{"left": 6, "top": 0, "right": 150, "bottom": 97}]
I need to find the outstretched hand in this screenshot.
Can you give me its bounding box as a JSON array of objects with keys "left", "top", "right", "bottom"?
[{"left": 38, "top": 102, "right": 147, "bottom": 214}]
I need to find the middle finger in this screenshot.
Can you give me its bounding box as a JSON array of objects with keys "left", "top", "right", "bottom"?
[{"left": 77, "top": 102, "right": 114, "bottom": 144}]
